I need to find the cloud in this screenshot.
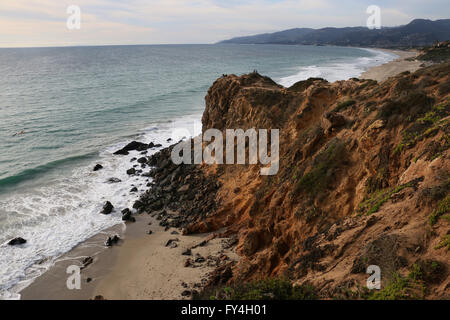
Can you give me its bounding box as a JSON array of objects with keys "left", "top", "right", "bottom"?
[{"left": 0, "top": 0, "right": 448, "bottom": 47}]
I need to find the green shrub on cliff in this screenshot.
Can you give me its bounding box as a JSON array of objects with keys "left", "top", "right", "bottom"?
[
  {"left": 428, "top": 194, "right": 450, "bottom": 225},
  {"left": 368, "top": 258, "right": 448, "bottom": 300},
  {"left": 435, "top": 235, "right": 450, "bottom": 250},
  {"left": 417, "top": 44, "right": 450, "bottom": 63},
  {"left": 334, "top": 99, "right": 356, "bottom": 112},
  {"left": 368, "top": 273, "right": 425, "bottom": 300},
  {"left": 205, "top": 279, "right": 317, "bottom": 300},
  {"left": 358, "top": 178, "right": 426, "bottom": 216},
  {"left": 392, "top": 100, "right": 449, "bottom": 156},
  {"left": 294, "top": 139, "right": 346, "bottom": 198}
]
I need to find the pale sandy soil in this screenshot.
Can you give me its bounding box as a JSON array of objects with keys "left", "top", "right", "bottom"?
[
  {"left": 20, "top": 213, "right": 238, "bottom": 300},
  {"left": 94, "top": 215, "right": 238, "bottom": 300},
  {"left": 360, "top": 49, "right": 423, "bottom": 82}
]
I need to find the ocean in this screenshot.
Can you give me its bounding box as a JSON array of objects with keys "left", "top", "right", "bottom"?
[{"left": 0, "top": 44, "right": 396, "bottom": 299}]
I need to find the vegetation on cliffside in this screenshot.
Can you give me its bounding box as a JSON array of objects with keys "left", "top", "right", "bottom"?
[{"left": 192, "top": 60, "right": 450, "bottom": 300}]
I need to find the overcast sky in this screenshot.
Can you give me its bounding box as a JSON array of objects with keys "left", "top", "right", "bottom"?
[{"left": 0, "top": 0, "right": 448, "bottom": 47}]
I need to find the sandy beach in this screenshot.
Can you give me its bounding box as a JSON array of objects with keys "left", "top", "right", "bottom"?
[
  {"left": 360, "top": 49, "right": 423, "bottom": 82},
  {"left": 20, "top": 212, "right": 238, "bottom": 300}
]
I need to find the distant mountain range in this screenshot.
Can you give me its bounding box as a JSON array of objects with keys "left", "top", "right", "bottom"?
[{"left": 219, "top": 19, "right": 450, "bottom": 48}]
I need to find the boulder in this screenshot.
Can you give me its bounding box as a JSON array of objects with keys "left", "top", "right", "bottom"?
[
  {"left": 121, "top": 208, "right": 133, "bottom": 221},
  {"left": 93, "top": 164, "right": 103, "bottom": 171},
  {"left": 114, "top": 141, "right": 148, "bottom": 155},
  {"left": 105, "top": 235, "right": 120, "bottom": 247},
  {"left": 133, "top": 200, "right": 144, "bottom": 210},
  {"left": 184, "top": 259, "right": 193, "bottom": 267},
  {"left": 101, "top": 201, "right": 114, "bottom": 215},
  {"left": 150, "top": 200, "right": 164, "bottom": 211},
  {"left": 182, "top": 248, "right": 192, "bottom": 256},
  {"left": 81, "top": 256, "right": 93, "bottom": 269},
  {"left": 137, "top": 157, "right": 147, "bottom": 164},
  {"left": 8, "top": 237, "right": 27, "bottom": 246},
  {"left": 126, "top": 168, "right": 136, "bottom": 175},
  {"left": 181, "top": 290, "right": 191, "bottom": 297},
  {"left": 165, "top": 238, "right": 179, "bottom": 248},
  {"left": 194, "top": 253, "right": 205, "bottom": 263},
  {"left": 113, "top": 149, "right": 129, "bottom": 156}
]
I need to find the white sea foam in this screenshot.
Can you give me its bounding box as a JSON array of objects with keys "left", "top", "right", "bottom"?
[
  {"left": 277, "top": 48, "right": 398, "bottom": 87},
  {"left": 0, "top": 113, "right": 202, "bottom": 300}
]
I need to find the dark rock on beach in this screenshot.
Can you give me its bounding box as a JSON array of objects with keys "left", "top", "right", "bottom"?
[
  {"left": 93, "top": 164, "right": 103, "bottom": 171},
  {"left": 105, "top": 235, "right": 120, "bottom": 247},
  {"left": 113, "top": 149, "right": 129, "bottom": 156},
  {"left": 130, "top": 142, "right": 221, "bottom": 231},
  {"left": 182, "top": 248, "right": 192, "bottom": 256},
  {"left": 195, "top": 253, "right": 206, "bottom": 263},
  {"left": 133, "top": 200, "right": 144, "bottom": 211},
  {"left": 166, "top": 238, "right": 180, "bottom": 248},
  {"left": 181, "top": 290, "right": 191, "bottom": 297},
  {"left": 137, "top": 157, "right": 147, "bottom": 164},
  {"left": 101, "top": 201, "right": 114, "bottom": 215},
  {"left": 8, "top": 237, "right": 27, "bottom": 246},
  {"left": 121, "top": 208, "right": 135, "bottom": 222},
  {"left": 81, "top": 256, "right": 94, "bottom": 269},
  {"left": 114, "top": 141, "right": 149, "bottom": 155},
  {"left": 106, "top": 178, "right": 122, "bottom": 184},
  {"left": 127, "top": 168, "right": 136, "bottom": 175}
]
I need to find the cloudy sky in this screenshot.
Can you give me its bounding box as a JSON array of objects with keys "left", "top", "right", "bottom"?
[{"left": 0, "top": 0, "right": 448, "bottom": 47}]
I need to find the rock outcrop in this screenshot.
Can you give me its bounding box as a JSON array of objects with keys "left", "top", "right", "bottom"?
[{"left": 141, "top": 63, "right": 450, "bottom": 299}]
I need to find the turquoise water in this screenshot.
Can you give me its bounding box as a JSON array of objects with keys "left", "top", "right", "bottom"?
[{"left": 0, "top": 44, "right": 396, "bottom": 298}]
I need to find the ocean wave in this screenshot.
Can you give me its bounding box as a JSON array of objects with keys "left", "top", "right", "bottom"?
[
  {"left": 0, "top": 112, "right": 202, "bottom": 300},
  {"left": 0, "top": 153, "right": 96, "bottom": 193},
  {"left": 277, "top": 48, "right": 397, "bottom": 87}
]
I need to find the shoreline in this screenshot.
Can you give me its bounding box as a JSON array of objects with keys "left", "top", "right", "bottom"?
[
  {"left": 19, "top": 143, "right": 239, "bottom": 300},
  {"left": 13, "top": 47, "right": 430, "bottom": 300},
  {"left": 20, "top": 209, "right": 238, "bottom": 300},
  {"left": 0, "top": 113, "right": 203, "bottom": 300},
  {"left": 359, "top": 48, "right": 423, "bottom": 82}
]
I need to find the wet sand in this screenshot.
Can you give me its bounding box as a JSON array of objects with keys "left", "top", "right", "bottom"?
[{"left": 360, "top": 49, "right": 423, "bottom": 82}]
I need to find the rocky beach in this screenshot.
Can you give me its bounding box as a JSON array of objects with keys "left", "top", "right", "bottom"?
[{"left": 18, "top": 46, "right": 450, "bottom": 300}]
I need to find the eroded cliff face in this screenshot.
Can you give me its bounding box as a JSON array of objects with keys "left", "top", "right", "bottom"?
[{"left": 189, "top": 64, "right": 450, "bottom": 299}]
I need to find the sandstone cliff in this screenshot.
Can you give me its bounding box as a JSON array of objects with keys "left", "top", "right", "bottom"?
[
  {"left": 192, "top": 63, "right": 449, "bottom": 299},
  {"left": 139, "top": 62, "right": 449, "bottom": 299}
]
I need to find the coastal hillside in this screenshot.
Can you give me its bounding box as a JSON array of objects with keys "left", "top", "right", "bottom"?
[
  {"left": 140, "top": 61, "right": 450, "bottom": 299},
  {"left": 219, "top": 19, "right": 450, "bottom": 48}
]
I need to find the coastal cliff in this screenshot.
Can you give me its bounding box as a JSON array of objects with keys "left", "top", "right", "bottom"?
[{"left": 136, "top": 62, "right": 449, "bottom": 299}]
